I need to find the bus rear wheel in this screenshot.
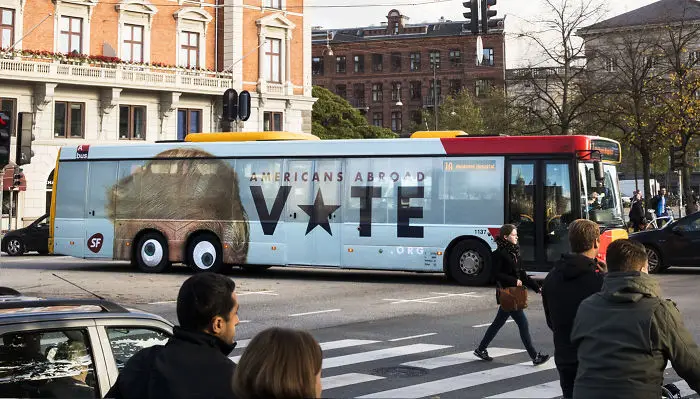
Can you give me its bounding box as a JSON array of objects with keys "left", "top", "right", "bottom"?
[
  {"left": 447, "top": 240, "right": 492, "bottom": 286},
  {"left": 187, "top": 233, "right": 225, "bottom": 274},
  {"left": 135, "top": 233, "right": 171, "bottom": 273}
]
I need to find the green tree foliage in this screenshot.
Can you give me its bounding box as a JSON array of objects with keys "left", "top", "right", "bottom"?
[{"left": 311, "top": 86, "right": 397, "bottom": 139}]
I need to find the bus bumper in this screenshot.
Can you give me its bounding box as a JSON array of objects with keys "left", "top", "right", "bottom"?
[{"left": 596, "top": 228, "right": 629, "bottom": 263}]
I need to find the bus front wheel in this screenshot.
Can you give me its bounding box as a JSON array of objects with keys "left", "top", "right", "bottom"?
[
  {"left": 187, "top": 233, "right": 225, "bottom": 274},
  {"left": 447, "top": 240, "right": 492, "bottom": 286},
  {"left": 135, "top": 233, "right": 171, "bottom": 273}
]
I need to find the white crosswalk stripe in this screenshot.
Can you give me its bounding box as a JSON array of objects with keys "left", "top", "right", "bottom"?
[{"left": 233, "top": 335, "right": 698, "bottom": 399}]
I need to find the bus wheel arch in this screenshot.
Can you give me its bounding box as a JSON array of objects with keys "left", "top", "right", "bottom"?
[
  {"left": 185, "top": 230, "right": 226, "bottom": 274},
  {"left": 444, "top": 236, "right": 493, "bottom": 286},
  {"left": 133, "top": 230, "right": 172, "bottom": 273}
]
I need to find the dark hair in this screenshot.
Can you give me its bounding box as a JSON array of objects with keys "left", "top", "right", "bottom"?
[
  {"left": 606, "top": 239, "right": 647, "bottom": 273},
  {"left": 176, "top": 273, "right": 236, "bottom": 331},
  {"left": 234, "top": 327, "right": 322, "bottom": 399},
  {"left": 500, "top": 224, "right": 516, "bottom": 239},
  {"left": 568, "top": 219, "right": 600, "bottom": 253}
]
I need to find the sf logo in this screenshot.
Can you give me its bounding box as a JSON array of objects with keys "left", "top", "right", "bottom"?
[{"left": 88, "top": 233, "right": 104, "bottom": 253}]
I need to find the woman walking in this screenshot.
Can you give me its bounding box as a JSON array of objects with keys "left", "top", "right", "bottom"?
[{"left": 473, "top": 224, "right": 550, "bottom": 365}]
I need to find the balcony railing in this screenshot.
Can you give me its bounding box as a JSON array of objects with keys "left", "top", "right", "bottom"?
[
  {"left": 0, "top": 57, "right": 232, "bottom": 94},
  {"left": 422, "top": 95, "right": 444, "bottom": 107}
]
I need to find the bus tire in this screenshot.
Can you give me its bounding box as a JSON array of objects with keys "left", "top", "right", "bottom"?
[
  {"left": 447, "top": 240, "right": 492, "bottom": 286},
  {"left": 187, "top": 233, "right": 225, "bottom": 274},
  {"left": 135, "top": 233, "right": 171, "bottom": 273}
]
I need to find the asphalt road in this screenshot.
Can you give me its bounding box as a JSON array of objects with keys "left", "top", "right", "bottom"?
[{"left": 2, "top": 254, "right": 700, "bottom": 398}]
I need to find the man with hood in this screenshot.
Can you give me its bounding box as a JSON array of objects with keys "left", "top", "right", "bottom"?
[
  {"left": 542, "top": 219, "right": 606, "bottom": 399},
  {"left": 571, "top": 239, "right": 700, "bottom": 399},
  {"left": 106, "top": 273, "right": 239, "bottom": 399}
]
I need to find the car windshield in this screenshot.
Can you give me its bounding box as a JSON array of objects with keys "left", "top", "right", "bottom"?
[{"left": 579, "top": 162, "right": 624, "bottom": 227}]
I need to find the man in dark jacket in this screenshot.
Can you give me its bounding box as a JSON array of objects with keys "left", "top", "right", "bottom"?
[
  {"left": 542, "top": 219, "right": 606, "bottom": 399},
  {"left": 106, "top": 273, "right": 239, "bottom": 399},
  {"left": 571, "top": 239, "right": 700, "bottom": 399}
]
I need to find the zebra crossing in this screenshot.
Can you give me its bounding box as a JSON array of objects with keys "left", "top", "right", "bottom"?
[{"left": 230, "top": 335, "right": 698, "bottom": 398}]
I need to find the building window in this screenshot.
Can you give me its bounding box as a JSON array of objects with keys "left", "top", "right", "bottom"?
[
  {"left": 644, "top": 55, "right": 657, "bottom": 69},
  {"left": 336, "top": 84, "right": 346, "bottom": 98},
  {"left": 483, "top": 48, "right": 494, "bottom": 66},
  {"left": 122, "top": 24, "right": 144, "bottom": 63},
  {"left": 263, "top": 38, "right": 281, "bottom": 82},
  {"left": 59, "top": 16, "right": 82, "bottom": 54},
  {"left": 336, "top": 56, "right": 346, "bottom": 73},
  {"left": 372, "top": 83, "right": 383, "bottom": 102},
  {"left": 411, "top": 110, "right": 422, "bottom": 125},
  {"left": 449, "top": 79, "right": 462, "bottom": 95},
  {"left": 391, "top": 82, "right": 401, "bottom": 101},
  {"left": 177, "top": 108, "right": 202, "bottom": 140},
  {"left": 429, "top": 50, "right": 440, "bottom": 69},
  {"left": 0, "top": 8, "right": 14, "bottom": 50},
  {"left": 179, "top": 31, "right": 200, "bottom": 68},
  {"left": 263, "top": 0, "right": 281, "bottom": 8},
  {"left": 54, "top": 102, "right": 84, "bottom": 138},
  {"left": 0, "top": 98, "right": 15, "bottom": 136},
  {"left": 393, "top": 25, "right": 399, "bottom": 35},
  {"left": 119, "top": 105, "right": 146, "bottom": 140},
  {"left": 372, "top": 112, "right": 383, "bottom": 127},
  {"left": 449, "top": 49, "right": 461, "bottom": 67},
  {"left": 264, "top": 112, "right": 283, "bottom": 131},
  {"left": 391, "top": 111, "right": 402, "bottom": 132},
  {"left": 429, "top": 79, "right": 441, "bottom": 98},
  {"left": 353, "top": 83, "right": 365, "bottom": 100},
  {"left": 354, "top": 55, "right": 364, "bottom": 73},
  {"left": 409, "top": 81, "right": 421, "bottom": 100},
  {"left": 606, "top": 58, "right": 615, "bottom": 72},
  {"left": 476, "top": 79, "right": 492, "bottom": 97},
  {"left": 391, "top": 52, "right": 401, "bottom": 72},
  {"left": 372, "top": 54, "right": 383, "bottom": 72},
  {"left": 689, "top": 51, "right": 699, "bottom": 64},
  {"left": 410, "top": 52, "right": 421, "bottom": 71},
  {"left": 312, "top": 56, "right": 324, "bottom": 75}
]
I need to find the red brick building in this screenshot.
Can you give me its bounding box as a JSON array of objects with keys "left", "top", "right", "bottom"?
[{"left": 311, "top": 9, "right": 505, "bottom": 136}]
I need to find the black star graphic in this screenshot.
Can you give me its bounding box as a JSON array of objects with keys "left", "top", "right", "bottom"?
[{"left": 299, "top": 189, "right": 341, "bottom": 235}]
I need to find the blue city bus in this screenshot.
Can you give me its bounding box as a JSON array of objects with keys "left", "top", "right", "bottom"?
[{"left": 49, "top": 131, "right": 627, "bottom": 286}]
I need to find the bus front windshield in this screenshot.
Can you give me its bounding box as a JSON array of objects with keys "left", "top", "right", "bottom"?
[{"left": 579, "top": 162, "right": 624, "bottom": 227}]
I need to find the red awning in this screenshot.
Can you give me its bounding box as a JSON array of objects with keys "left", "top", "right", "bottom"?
[{"left": 1, "top": 163, "right": 27, "bottom": 191}]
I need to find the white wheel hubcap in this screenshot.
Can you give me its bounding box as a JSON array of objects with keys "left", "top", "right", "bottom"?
[
  {"left": 141, "top": 239, "right": 164, "bottom": 267},
  {"left": 192, "top": 241, "right": 217, "bottom": 270},
  {"left": 459, "top": 250, "right": 483, "bottom": 275}
]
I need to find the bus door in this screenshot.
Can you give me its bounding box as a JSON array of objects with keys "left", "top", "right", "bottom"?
[
  {"left": 284, "top": 159, "right": 343, "bottom": 266},
  {"left": 84, "top": 162, "right": 118, "bottom": 258},
  {"left": 506, "top": 159, "right": 574, "bottom": 270}
]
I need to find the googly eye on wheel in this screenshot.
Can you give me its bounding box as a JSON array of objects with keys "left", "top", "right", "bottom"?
[
  {"left": 135, "top": 232, "right": 171, "bottom": 273},
  {"left": 187, "top": 233, "right": 226, "bottom": 274}
]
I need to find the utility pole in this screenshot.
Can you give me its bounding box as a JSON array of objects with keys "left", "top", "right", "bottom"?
[{"left": 433, "top": 63, "right": 439, "bottom": 130}]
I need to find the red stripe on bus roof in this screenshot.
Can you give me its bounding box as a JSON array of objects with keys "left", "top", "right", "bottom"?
[{"left": 440, "top": 135, "right": 592, "bottom": 155}]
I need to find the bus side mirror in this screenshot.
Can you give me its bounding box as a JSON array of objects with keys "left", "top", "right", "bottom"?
[{"left": 593, "top": 161, "right": 604, "bottom": 182}]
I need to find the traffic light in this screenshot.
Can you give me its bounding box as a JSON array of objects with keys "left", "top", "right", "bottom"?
[
  {"left": 463, "top": 0, "right": 479, "bottom": 35},
  {"left": 481, "top": 0, "right": 497, "bottom": 34},
  {"left": 15, "top": 112, "right": 34, "bottom": 166},
  {"left": 670, "top": 146, "right": 685, "bottom": 170},
  {"left": 238, "top": 90, "right": 251, "bottom": 121},
  {"left": 222, "top": 89, "right": 238, "bottom": 122},
  {"left": 13, "top": 171, "right": 21, "bottom": 188},
  {"left": 0, "top": 112, "right": 10, "bottom": 168}
]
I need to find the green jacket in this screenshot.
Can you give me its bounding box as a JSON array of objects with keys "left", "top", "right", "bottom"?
[{"left": 570, "top": 272, "right": 700, "bottom": 399}]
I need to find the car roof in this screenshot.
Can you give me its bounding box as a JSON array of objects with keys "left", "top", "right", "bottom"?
[{"left": 0, "top": 295, "right": 173, "bottom": 327}]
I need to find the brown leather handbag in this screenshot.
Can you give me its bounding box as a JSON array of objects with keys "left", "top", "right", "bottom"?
[{"left": 496, "top": 285, "right": 528, "bottom": 312}]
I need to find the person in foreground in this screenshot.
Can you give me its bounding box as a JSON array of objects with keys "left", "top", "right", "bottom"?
[
  {"left": 233, "top": 327, "right": 322, "bottom": 399},
  {"left": 106, "top": 273, "right": 239, "bottom": 399},
  {"left": 474, "top": 224, "right": 550, "bottom": 366},
  {"left": 542, "top": 219, "right": 606, "bottom": 399},
  {"left": 571, "top": 239, "right": 700, "bottom": 399}
]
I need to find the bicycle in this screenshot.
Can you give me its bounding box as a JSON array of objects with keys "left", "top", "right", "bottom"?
[{"left": 645, "top": 207, "right": 675, "bottom": 230}]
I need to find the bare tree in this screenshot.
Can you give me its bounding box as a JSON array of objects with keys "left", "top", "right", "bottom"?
[{"left": 512, "top": 0, "right": 607, "bottom": 135}]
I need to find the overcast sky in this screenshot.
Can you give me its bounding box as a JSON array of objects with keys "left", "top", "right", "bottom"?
[{"left": 307, "top": 0, "right": 660, "bottom": 68}]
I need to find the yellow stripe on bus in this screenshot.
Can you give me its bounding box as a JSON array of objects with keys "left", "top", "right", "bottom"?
[
  {"left": 48, "top": 148, "right": 61, "bottom": 254},
  {"left": 410, "top": 131, "right": 468, "bottom": 138},
  {"left": 185, "top": 132, "right": 320, "bottom": 142}
]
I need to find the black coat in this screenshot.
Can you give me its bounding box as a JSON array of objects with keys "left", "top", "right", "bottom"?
[
  {"left": 105, "top": 327, "right": 237, "bottom": 399},
  {"left": 542, "top": 253, "right": 604, "bottom": 368},
  {"left": 629, "top": 200, "right": 645, "bottom": 223},
  {"left": 492, "top": 247, "right": 540, "bottom": 294}
]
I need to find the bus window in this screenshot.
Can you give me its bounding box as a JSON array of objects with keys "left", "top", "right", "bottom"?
[
  {"left": 442, "top": 157, "right": 504, "bottom": 226},
  {"left": 579, "top": 163, "right": 623, "bottom": 226},
  {"left": 509, "top": 162, "right": 535, "bottom": 262},
  {"left": 544, "top": 162, "right": 572, "bottom": 262},
  {"left": 55, "top": 162, "right": 87, "bottom": 219}
]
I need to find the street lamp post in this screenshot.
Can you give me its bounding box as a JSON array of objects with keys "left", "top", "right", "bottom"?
[{"left": 433, "top": 62, "right": 439, "bottom": 130}]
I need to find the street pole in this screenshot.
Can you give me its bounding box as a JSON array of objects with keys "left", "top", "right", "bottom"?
[
  {"left": 678, "top": 170, "right": 684, "bottom": 218},
  {"left": 433, "top": 64, "right": 438, "bottom": 130},
  {"left": 0, "top": 170, "right": 3, "bottom": 234},
  {"left": 8, "top": 186, "right": 12, "bottom": 231}
]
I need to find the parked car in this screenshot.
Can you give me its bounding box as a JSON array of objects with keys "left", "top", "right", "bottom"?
[
  {"left": 1, "top": 213, "right": 49, "bottom": 256},
  {"left": 629, "top": 211, "right": 700, "bottom": 273},
  {"left": 0, "top": 291, "right": 174, "bottom": 398}
]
